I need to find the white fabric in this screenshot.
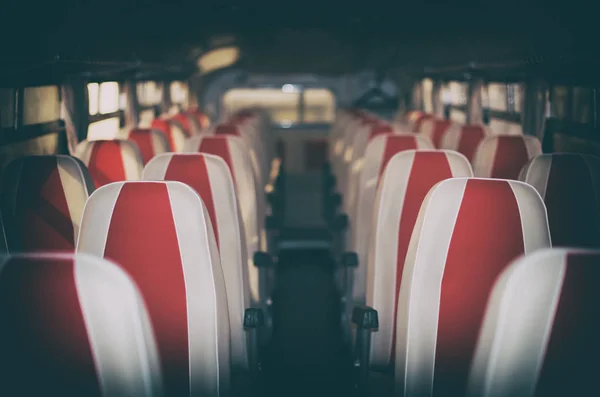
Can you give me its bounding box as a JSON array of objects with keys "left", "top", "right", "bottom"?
[{"left": 74, "top": 140, "right": 144, "bottom": 181}]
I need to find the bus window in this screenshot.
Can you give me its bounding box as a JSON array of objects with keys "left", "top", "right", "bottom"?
[
  {"left": 170, "top": 81, "right": 189, "bottom": 113},
  {"left": 442, "top": 81, "right": 467, "bottom": 123},
  {"left": 572, "top": 86, "right": 592, "bottom": 124},
  {"left": 303, "top": 89, "right": 335, "bottom": 123},
  {"left": 0, "top": 88, "right": 15, "bottom": 128},
  {"left": 551, "top": 86, "right": 569, "bottom": 119},
  {"left": 485, "top": 82, "right": 522, "bottom": 135},
  {"left": 87, "top": 81, "right": 122, "bottom": 140},
  {"left": 223, "top": 87, "right": 335, "bottom": 126},
  {"left": 137, "top": 81, "right": 162, "bottom": 127},
  {"left": 488, "top": 83, "right": 507, "bottom": 111},
  {"left": 23, "top": 86, "right": 60, "bottom": 125},
  {"left": 422, "top": 78, "right": 434, "bottom": 114}
]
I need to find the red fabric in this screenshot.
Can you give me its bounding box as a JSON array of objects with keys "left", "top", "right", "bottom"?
[
  {"left": 165, "top": 155, "right": 220, "bottom": 249},
  {"left": 433, "top": 179, "right": 525, "bottom": 396},
  {"left": 104, "top": 183, "right": 189, "bottom": 396},
  {"left": 170, "top": 113, "right": 192, "bottom": 136},
  {"left": 198, "top": 137, "right": 237, "bottom": 185},
  {"left": 369, "top": 124, "right": 393, "bottom": 140},
  {"left": 535, "top": 253, "right": 600, "bottom": 396},
  {"left": 151, "top": 119, "right": 176, "bottom": 150},
  {"left": 0, "top": 257, "right": 101, "bottom": 395},
  {"left": 9, "top": 157, "right": 75, "bottom": 251},
  {"left": 413, "top": 113, "right": 433, "bottom": 133},
  {"left": 87, "top": 141, "right": 127, "bottom": 187},
  {"left": 378, "top": 136, "right": 419, "bottom": 179},
  {"left": 430, "top": 119, "right": 452, "bottom": 148},
  {"left": 490, "top": 136, "right": 531, "bottom": 179},
  {"left": 215, "top": 123, "right": 240, "bottom": 136},
  {"left": 390, "top": 152, "right": 453, "bottom": 362},
  {"left": 457, "top": 125, "right": 486, "bottom": 162},
  {"left": 128, "top": 128, "right": 155, "bottom": 165},
  {"left": 544, "top": 155, "right": 600, "bottom": 248}
]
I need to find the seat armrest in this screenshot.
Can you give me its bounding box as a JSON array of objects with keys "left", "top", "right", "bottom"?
[
  {"left": 352, "top": 306, "right": 379, "bottom": 330},
  {"left": 342, "top": 252, "right": 359, "bottom": 268},
  {"left": 332, "top": 213, "right": 349, "bottom": 230},
  {"left": 243, "top": 308, "right": 265, "bottom": 329},
  {"left": 253, "top": 251, "right": 274, "bottom": 268},
  {"left": 352, "top": 306, "right": 379, "bottom": 394}
]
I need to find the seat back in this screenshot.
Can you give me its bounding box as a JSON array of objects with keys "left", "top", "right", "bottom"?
[
  {"left": 468, "top": 248, "right": 600, "bottom": 397},
  {"left": 77, "top": 181, "right": 231, "bottom": 396},
  {"left": 350, "top": 135, "right": 434, "bottom": 302},
  {"left": 127, "top": 128, "right": 171, "bottom": 164},
  {"left": 170, "top": 113, "right": 195, "bottom": 136},
  {"left": 151, "top": 119, "right": 187, "bottom": 152},
  {"left": 440, "top": 124, "right": 489, "bottom": 162},
  {"left": 75, "top": 140, "right": 143, "bottom": 187},
  {"left": 365, "top": 150, "right": 473, "bottom": 368},
  {"left": 395, "top": 178, "right": 551, "bottom": 397},
  {"left": 0, "top": 252, "right": 163, "bottom": 397},
  {"left": 473, "top": 135, "right": 542, "bottom": 179},
  {"left": 185, "top": 136, "right": 265, "bottom": 303},
  {"left": 142, "top": 153, "right": 252, "bottom": 371},
  {"left": 520, "top": 153, "right": 600, "bottom": 248},
  {"left": 0, "top": 155, "right": 94, "bottom": 253},
  {"left": 419, "top": 118, "right": 455, "bottom": 148}
]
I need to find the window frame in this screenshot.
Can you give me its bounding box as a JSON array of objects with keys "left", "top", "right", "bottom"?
[
  {"left": 87, "top": 81, "right": 125, "bottom": 130},
  {"left": 0, "top": 85, "right": 66, "bottom": 147},
  {"left": 545, "top": 84, "right": 599, "bottom": 144},
  {"left": 482, "top": 81, "right": 524, "bottom": 124},
  {"left": 136, "top": 80, "right": 163, "bottom": 119}
]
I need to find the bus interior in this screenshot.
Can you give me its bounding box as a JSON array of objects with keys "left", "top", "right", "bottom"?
[{"left": 0, "top": 2, "right": 599, "bottom": 397}]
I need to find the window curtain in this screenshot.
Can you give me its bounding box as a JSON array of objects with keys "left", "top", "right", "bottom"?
[
  {"left": 523, "top": 79, "right": 548, "bottom": 140},
  {"left": 60, "top": 77, "right": 89, "bottom": 154},
  {"left": 469, "top": 79, "right": 485, "bottom": 125},
  {"left": 124, "top": 81, "right": 139, "bottom": 127},
  {"left": 432, "top": 81, "right": 444, "bottom": 118}
]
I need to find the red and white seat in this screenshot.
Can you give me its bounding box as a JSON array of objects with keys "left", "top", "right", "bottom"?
[
  {"left": 364, "top": 150, "right": 474, "bottom": 369},
  {"left": 151, "top": 118, "right": 187, "bottom": 152},
  {"left": 519, "top": 153, "right": 600, "bottom": 248},
  {"left": 75, "top": 140, "right": 143, "bottom": 187},
  {"left": 77, "top": 181, "right": 231, "bottom": 396},
  {"left": 419, "top": 118, "right": 456, "bottom": 148},
  {"left": 410, "top": 112, "right": 434, "bottom": 133},
  {"left": 0, "top": 155, "right": 94, "bottom": 253},
  {"left": 472, "top": 135, "right": 542, "bottom": 179},
  {"left": 394, "top": 178, "right": 551, "bottom": 396},
  {"left": 170, "top": 113, "right": 196, "bottom": 136},
  {"left": 468, "top": 248, "right": 600, "bottom": 397},
  {"left": 186, "top": 106, "right": 211, "bottom": 130},
  {"left": 349, "top": 135, "right": 434, "bottom": 302},
  {"left": 440, "top": 124, "right": 490, "bottom": 162},
  {"left": 127, "top": 128, "right": 171, "bottom": 165},
  {"left": 184, "top": 135, "right": 266, "bottom": 305},
  {"left": 142, "top": 153, "right": 255, "bottom": 372},
  {"left": 0, "top": 253, "right": 163, "bottom": 397}
]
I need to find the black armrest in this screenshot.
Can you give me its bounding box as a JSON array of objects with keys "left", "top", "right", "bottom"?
[
  {"left": 341, "top": 252, "right": 359, "bottom": 268},
  {"left": 243, "top": 308, "right": 265, "bottom": 329},
  {"left": 352, "top": 306, "right": 379, "bottom": 330},
  {"left": 254, "top": 251, "right": 274, "bottom": 268},
  {"left": 352, "top": 306, "right": 379, "bottom": 393},
  {"left": 332, "top": 213, "right": 349, "bottom": 230}
]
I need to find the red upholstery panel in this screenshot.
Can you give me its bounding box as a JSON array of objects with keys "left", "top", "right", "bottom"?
[
  {"left": 491, "top": 136, "right": 530, "bottom": 179},
  {"left": 0, "top": 257, "right": 100, "bottom": 395},
  {"left": 128, "top": 128, "right": 155, "bottom": 164},
  {"left": 103, "top": 183, "right": 189, "bottom": 396},
  {"left": 198, "top": 138, "right": 236, "bottom": 184},
  {"left": 457, "top": 125, "right": 486, "bottom": 162},
  {"left": 88, "top": 141, "right": 127, "bottom": 187},
  {"left": 433, "top": 179, "right": 525, "bottom": 396},
  {"left": 378, "top": 136, "right": 419, "bottom": 179}
]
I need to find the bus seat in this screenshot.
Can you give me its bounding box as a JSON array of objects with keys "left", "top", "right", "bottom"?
[
  {"left": 419, "top": 118, "right": 455, "bottom": 148},
  {"left": 185, "top": 135, "right": 267, "bottom": 305},
  {"left": 143, "top": 153, "right": 260, "bottom": 374},
  {"left": 348, "top": 136, "right": 434, "bottom": 303},
  {"left": 169, "top": 113, "right": 195, "bottom": 136},
  {"left": 75, "top": 140, "right": 143, "bottom": 187},
  {"left": 363, "top": 150, "right": 474, "bottom": 371},
  {"left": 77, "top": 181, "right": 231, "bottom": 397},
  {"left": 389, "top": 178, "right": 550, "bottom": 396},
  {"left": 468, "top": 248, "right": 600, "bottom": 397},
  {"left": 440, "top": 124, "right": 490, "bottom": 162},
  {"left": 127, "top": 128, "right": 171, "bottom": 164},
  {"left": 0, "top": 155, "right": 94, "bottom": 253},
  {"left": 520, "top": 153, "right": 600, "bottom": 248},
  {"left": 472, "top": 135, "right": 542, "bottom": 179},
  {"left": 0, "top": 252, "right": 163, "bottom": 397},
  {"left": 151, "top": 119, "right": 187, "bottom": 152}
]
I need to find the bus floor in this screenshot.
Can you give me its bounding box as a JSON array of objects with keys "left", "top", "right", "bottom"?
[{"left": 261, "top": 171, "right": 354, "bottom": 396}]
